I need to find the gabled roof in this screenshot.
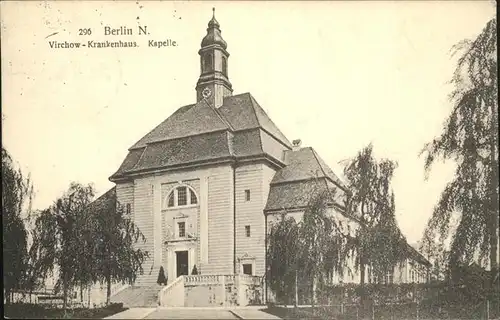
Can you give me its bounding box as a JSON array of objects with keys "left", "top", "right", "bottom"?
[
  {"left": 265, "top": 178, "right": 335, "bottom": 212},
  {"left": 407, "top": 244, "right": 431, "bottom": 267},
  {"left": 271, "top": 147, "right": 347, "bottom": 191},
  {"left": 130, "top": 93, "right": 291, "bottom": 151},
  {"left": 111, "top": 92, "right": 291, "bottom": 181},
  {"left": 130, "top": 100, "right": 230, "bottom": 149},
  {"left": 265, "top": 147, "right": 350, "bottom": 213},
  {"left": 219, "top": 93, "right": 292, "bottom": 148},
  {"left": 85, "top": 186, "right": 116, "bottom": 213},
  {"left": 131, "top": 131, "right": 233, "bottom": 172}
]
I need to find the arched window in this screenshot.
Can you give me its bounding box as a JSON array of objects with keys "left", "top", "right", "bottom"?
[{"left": 165, "top": 185, "right": 198, "bottom": 208}]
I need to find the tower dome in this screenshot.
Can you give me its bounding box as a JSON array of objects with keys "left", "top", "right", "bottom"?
[
  {"left": 201, "top": 8, "right": 227, "bottom": 49},
  {"left": 196, "top": 8, "right": 232, "bottom": 108}
]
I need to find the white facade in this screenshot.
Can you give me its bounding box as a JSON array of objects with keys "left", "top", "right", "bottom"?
[{"left": 116, "top": 162, "right": 280, "bottom": 286}]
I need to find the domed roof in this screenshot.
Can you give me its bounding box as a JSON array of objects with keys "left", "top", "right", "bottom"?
[{"left": 201, "top": 8, "right": 227, "bottom": 49}]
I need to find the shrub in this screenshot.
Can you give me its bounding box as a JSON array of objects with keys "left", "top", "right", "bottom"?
[
  {"left": 192, "top": 265, "right": 198, "bottom": 275},
  {"left": 157, "top": 266, "right": 167, "bottom": 285}
]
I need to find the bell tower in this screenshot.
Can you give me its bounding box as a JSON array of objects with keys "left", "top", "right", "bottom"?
[{"left": 196, "top": 8, "right": 233, "bottom": 108}]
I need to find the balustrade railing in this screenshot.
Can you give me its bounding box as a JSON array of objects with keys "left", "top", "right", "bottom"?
[
  {"left": 158, "top": 276, "right": 185, "bottom": 307},
  {"left": 239, "top": 274, "right": 261, "bottom": 284},
  {"left": 158, "top": 274, "right": 263, "bottom": 307},
  {"left": 184, "top": 274, "right": 240, "bottom": 285}
]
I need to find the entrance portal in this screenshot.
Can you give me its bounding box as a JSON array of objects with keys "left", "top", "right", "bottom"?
[{"left": 176, "top": 250, "right": 189, "bottom": 278}]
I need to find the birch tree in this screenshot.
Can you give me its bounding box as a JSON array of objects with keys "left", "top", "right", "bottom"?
[
  {"left": 2, "top": 147, "right": 33, "bottom": 303},
  {"left": 420, "top": 18, "right": 498, "bottom": 284},
  {"left": 90, "top": 193, "right": 148, "bottom": 305},
  {"left": 267, "top": 185, "right": 351, "bottom": 306},
  {"left": 343, "top": 144, "right": 407, "bottom": 309},
  {"left": 30, "top": 182, "right": 96, "bottom": 310}
]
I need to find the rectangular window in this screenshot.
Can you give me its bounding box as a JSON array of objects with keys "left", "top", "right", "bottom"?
[
  {"left": 177, "top": 187, "right": 187, "bottom": 206},
  {"left": 178, "top": 222, "right": 186, "bottom": 238},
  {"left": 126, "top": 203, "right": 131, "bottom": 215},
  {"left": 243, "top": 264, "right": 253, "bottom": 275},
  {"left": 245, "top": 225, "right": 251, "bottom": 237},
  {"left": 245, "top": 190, "right": 250, "bottom": 201}
]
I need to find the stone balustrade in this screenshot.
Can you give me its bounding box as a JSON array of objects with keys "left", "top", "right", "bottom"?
[
  {"left": 184, "top": 274, "right": 239, "bottom": 285},
  {"left": 158, "top": 276, "right": 185, "bottom": 307},
  {"left": 158, "top": 274, "right": 262, "bottom": 307}
]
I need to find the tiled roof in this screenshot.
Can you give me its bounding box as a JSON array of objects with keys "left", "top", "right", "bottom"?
[
  {"left": 113, "top": 148, "right": 145, "bottom": 175},
  {"left": 131, "top": 131, "right": 233, "bottom": 171},
  {"left": 407, "top": 243, "right": 431, "bottom": 267},
  {"left": 85, "top": 186, "right": 116, "bottom": 213},
  {"left": 265, "top": 178, "right": 346, "bottom": 213},
  {"left": 231, "top": 130, "right": 264, "bottom": 158},
  {"left": 130, "top": 93, "right": 291, "bottom": 151},
  {"left": 271, "top": 147, "right": 347, "bottom": 190},
  {"left": 219, "top": 93, "right": 292, "bottom": 148},
  {"left": 264, "top": 147, "right": 350, "bottom": 214},
  {"left": 265, "top": 178, "right": 330, "bottom": 212},
  {"left": 130, "top": 100, "right": 229, "bottom": 149},
  {"left": 111, "top": 93, "right": 291, "bottom": 180}
]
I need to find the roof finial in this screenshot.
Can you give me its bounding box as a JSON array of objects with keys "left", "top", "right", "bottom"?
[{"left": 207, "top": 7, "right": 220, "bottom": 29}]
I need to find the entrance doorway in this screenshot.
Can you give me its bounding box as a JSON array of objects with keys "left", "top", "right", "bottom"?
[{"left": 176, "top": 251, "right": 189, "bottom": 278}]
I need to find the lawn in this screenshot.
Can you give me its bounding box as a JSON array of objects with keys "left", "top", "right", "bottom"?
[{"left": 4, "top": 302, "right": 127, "bottom": 319}]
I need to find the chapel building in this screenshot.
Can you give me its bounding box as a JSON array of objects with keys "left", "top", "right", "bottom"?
[
  {"left": 108, "top": 10, "right": 350, "bottom": 288},
  {"left": 103, "top": 11, "right": 430, "bottom": 308}
]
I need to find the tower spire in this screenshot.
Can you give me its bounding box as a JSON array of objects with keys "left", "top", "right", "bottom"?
[{"left": 196, "top": 9, "right": 233, "bottom": 108}]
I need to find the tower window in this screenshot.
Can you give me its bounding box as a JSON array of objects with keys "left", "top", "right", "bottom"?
[
  {"left": 222, "top": 56, "right": 227, "bottom": 76},
  {"left": 126, "top": 203, "right": 131, "bottom": 215},
  {"left": 204, "top": 53, "right": 213, "bottom": 72},
  {"left": 245, "top": 225, "right": 251, "bottom": 237},
  {"left": 245, "top": 190, "right": 250, "bottom": 201}
]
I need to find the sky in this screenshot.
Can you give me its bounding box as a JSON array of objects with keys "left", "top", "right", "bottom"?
[{"left": 1, "top": 1, "right": 496, "bottom": 244}]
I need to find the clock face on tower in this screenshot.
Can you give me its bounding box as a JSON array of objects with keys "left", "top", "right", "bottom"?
[{"left": 202, "top": 87, "right": 212, "bottom": 99}]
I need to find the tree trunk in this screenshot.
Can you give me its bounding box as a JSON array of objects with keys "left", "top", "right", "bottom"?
[
  {"left": 311, "top": 273, "right": 316, "bottom": 309},
  {"left": 106, "top": 273, "right": 111, "bottom": 305},
  {"left": 489, "top": 101, "right": 499, "bottom": 314},
  {"left": 63, "top": 270, "right": 68, "bottom": 311},
  {"left": 80, "top": 283, "right": 83, "bottom": 303},
  {"left": 294, "top": 270, "right": 298, "bottom": 307},
  {"left": 360, "top": 259, "right": 366, "bottom": 317},
  {"left": 88, "top": 285, "right": 91, "bottom": 308}
]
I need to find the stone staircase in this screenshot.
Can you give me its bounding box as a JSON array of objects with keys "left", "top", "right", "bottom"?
[
  {"left": 158, "top": 275, "right": 263, "bottom": 307},
  {"left": 110, "top": 284, "right": 163, "bottom": 308}
]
